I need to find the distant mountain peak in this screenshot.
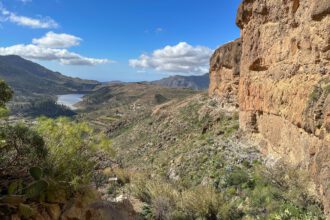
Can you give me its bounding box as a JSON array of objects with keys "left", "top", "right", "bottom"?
[{"left": 151, "top": 73, "right": 209, "bottom": 90}]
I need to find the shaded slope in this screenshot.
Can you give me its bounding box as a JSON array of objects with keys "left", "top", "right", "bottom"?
[{"left": 0, "top": 55, "right": 100, "bottom": 96}]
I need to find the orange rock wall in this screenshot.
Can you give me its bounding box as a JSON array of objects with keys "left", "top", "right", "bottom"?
[
  {"left": 209, "top": 0, "right": 330, "bottom": 215},
  {"left": 237, "top": 0, "right": 330, "bottom": 214},
  {"left": 209, "top": 39, "right": 241, "bottom": 110}
]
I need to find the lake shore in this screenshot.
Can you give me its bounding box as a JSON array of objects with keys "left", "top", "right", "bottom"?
[{"left": 57, "top": 94, "right": 85, "bottom": 110}]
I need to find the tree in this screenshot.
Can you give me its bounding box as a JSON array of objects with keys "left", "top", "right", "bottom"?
[
  {"left": 0, "top": 81, "right": 47, "bottom": 177},
  {"left": 0, "top": 80, "right": 13, "bottom": 118},
  {"left": 0, "top": 80, "right": 13, "bottom": 106}
]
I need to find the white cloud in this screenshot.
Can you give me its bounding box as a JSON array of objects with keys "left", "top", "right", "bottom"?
[
  {"left": 0, "top": 44, "right": 109, "bottom": 65},
  {"left": 129, "top": 42, "right": 213, "bottom": 75},
  {"left": 0, "top": 4, "right": 58, "bottom": 29},
  {"left": 32, "top": 32, "right": 82, "bottom": 48},
  {"left": 0, "top": 4, "right": 108, "bottom": 66}
]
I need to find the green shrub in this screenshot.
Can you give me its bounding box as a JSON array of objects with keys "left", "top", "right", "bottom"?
[
  {"left": 324, "top": 84, "right": 330, "bottom": 94},
  {"left": 309, "top": 86, "right": 321, "bottom": 103},
  {"left": 269, "top": 202, "right": 325, "bottom": 220},
  {"left": 224, "top": 168, "right": 249, "bottom": 187},
  {"left": 141, "top": 205, "right": 154, "bottom": 220},
  {"left": 36, "top": 117, "right": 114, "bottom": 188},
  {"left": 0, "top": 124, "right": 47, "bottom": 171},
  {"left": 154, "top": 94, "right": 168, "bottom": 104},
  {"left": 128, "top": 163, "right": 325, "bottom": 220},
  {"left": 0, "top": 80, "right": 13, "bottom": 118},
  {"left": 107, "top": 182, "right": 120, "bottom": 196}
]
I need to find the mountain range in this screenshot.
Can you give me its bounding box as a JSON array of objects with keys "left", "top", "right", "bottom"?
[
  {"left": 151, "top": 73, "right": 209, "bottom": 90},
  {"left": 0, "top": 55, "right": 209, "bottom": 100},
  {"left": 0, "top": 55, "right": 100, "bottom": 97}
]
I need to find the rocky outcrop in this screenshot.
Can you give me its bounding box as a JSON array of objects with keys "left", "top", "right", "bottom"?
[
  {"left": 209, "top": 39, "right": 241, "bottom": 111},
  {"left": 210, "top": 0, "right": 330, "bottom": 215},
  {"left": 4, "top": 188, "right": 139, "bottom": 220},
  {"left": 236, "top": 0, "right": 330, "bottom": 214}
]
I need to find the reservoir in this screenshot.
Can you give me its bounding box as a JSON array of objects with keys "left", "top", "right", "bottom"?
[{"left": 57, "top": 94, "right": 84, "bottom": 110}]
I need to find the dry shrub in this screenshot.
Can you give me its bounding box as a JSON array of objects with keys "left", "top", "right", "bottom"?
[
  {"left": 113, "top": 168, "right": 132, "bottom": 185},
  {"left": 129, "top": 172, "right": 152, "bottom": 203},
  {"left": 181, "top": 186, "right": 224, "bottom": 219}
]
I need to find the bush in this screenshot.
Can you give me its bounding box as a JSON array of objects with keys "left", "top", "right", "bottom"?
[
  {"left": 223, "top": 167, "right": 250, "bottom": 187},
  {"left": 269, "top": 202, "right": 325, "bottom": 220},
  {"left": 0, "top": 81, "right": 115, "bottom": 218},
  {"left": 0, "top": 80, "right": 13, "bottom": 118},
  {"left": 36, "top": 117, "right": 114, "bottom": 188},
  {"left": 128, "top": 160, "right": 326, "bottom": 219},
  {"left": 0, "top": 124, "right": 47, "bottom": 174},
  {"left": 113, "top": 168, "right": 132, "bottom": 185},
  {"left": 152, "top": 196, "right": 173, "bottom": 220},
  {"left": 181, "top": 186, "right": 224, "bottom": 219}
]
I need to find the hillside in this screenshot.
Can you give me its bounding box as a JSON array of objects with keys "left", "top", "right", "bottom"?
[
  {"left": 77, "top": 84, "right": 325, "bottom": 219},
  {"left": 0, "top": 55, "right": 100, "bottom": 97},
  {"left": 151, "top": 73, "right": 209, "bottom": 90},
  {"left": 77, "top": 82, "right": 200, "bottom": 130}
]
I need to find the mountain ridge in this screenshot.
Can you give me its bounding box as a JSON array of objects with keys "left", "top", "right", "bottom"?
[
  {"left": 0, "top": 55, "right": 100, "bottom": 97},
  {"left": 151, "top": 73, "right": 209, "bottom": 90}
]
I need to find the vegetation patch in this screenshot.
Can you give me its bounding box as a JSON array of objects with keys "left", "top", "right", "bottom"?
[{"left": 0, "top": 81, "right": 114, "bottom": 219}]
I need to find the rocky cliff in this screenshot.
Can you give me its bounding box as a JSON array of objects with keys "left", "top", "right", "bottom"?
[
  {"left": 209, "top": 38, "right": 241, "bottom": 111},
  {"left": 210, "top": 0, "right": 330, "bottom": 215}
]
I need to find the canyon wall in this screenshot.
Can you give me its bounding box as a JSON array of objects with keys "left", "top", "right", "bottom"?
[
  {"left": 209, "top": 38, "right": 241, "bottom": 111},
  {"left": 210, "top": 0, "right": 330, "bottom": 215}
]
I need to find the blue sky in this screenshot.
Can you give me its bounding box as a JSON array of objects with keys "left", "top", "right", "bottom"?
[{"left": 0, "top": 0, "right": 241, "bottom": 82}]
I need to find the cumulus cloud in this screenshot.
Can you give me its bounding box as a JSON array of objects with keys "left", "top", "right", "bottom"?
[
  {"left": 0, "top": 44, "right": 109, "bottom": 65},
  {"left": 0, "top": 4, "right": 108, "bottom": 65},
  {"left": 0, "top": 24, "right": 109, "bottom": 65},
  {"left": 129, "top": 42, "right": 213, "bottom": 75},
  {"left": 0, "top": 4, "right": 58, "bottom": 29},
  {"left": 32, "top": 32, "right": 82, "bottom": 48}
]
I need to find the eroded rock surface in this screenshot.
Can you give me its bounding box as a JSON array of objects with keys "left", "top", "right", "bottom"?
[
  {"left": 210, "top": 0, "right": 330, "bottom": 215},
  {"left": 238, "top": 0, "right": 330, "bottom": 215},
  {"left": 208, "top": 38, "right": 241, "bottom": 111}
]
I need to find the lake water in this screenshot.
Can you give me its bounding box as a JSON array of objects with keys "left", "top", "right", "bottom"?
[{"left": 57, "top": 94, "right": 84, "bottom": 110}]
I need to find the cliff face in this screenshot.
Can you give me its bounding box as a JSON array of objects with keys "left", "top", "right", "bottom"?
[
  {"left": 210, "top": 0, "right": 330, "bottom": 215},
  {"left": 208, "top": 39, "right": 241, "bottom": 111},
  {"left": 236, "top": 0, "right": 329, "bottom": 136}
]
